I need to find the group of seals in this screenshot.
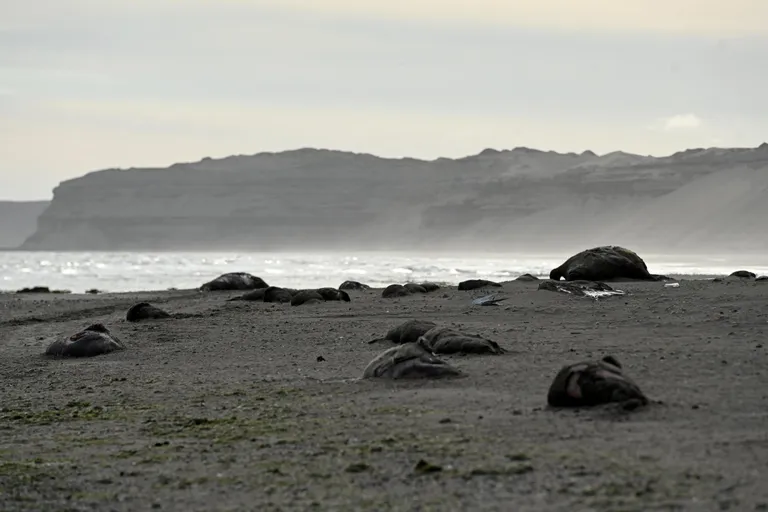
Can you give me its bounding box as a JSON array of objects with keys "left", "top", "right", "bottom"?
[
  {"left": 44, "top": 324, "right": 125, "bottom": 358},
  {"left": 368, "top": 319, "right": 506, "bottom": 355},
  {"left": 230, "top": 286, "right": 351, "bottom": 306},
  {"left": 381, "top": 282, "right": 440, "bottom": 298}
]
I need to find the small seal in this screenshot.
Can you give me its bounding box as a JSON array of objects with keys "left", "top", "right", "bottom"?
[
  {"left": 368, "top": 319, "right": 438, "bottom": 344},
  {"left": 339, "top": 281, "right": 370, "bottom": 291},
  {"left": 362, "top": 340, "right": 463, "bottom": 379},
  {"left": 458, "top": 279, "right": 502, "bottom": 291},
  {"left": 199, "top": 272, "right": 268, "bottom": 292},
  {"left": 45, "top": 324, "right": 125, "bottom": 358},
  {"left": 547, "top": 356, "right": 648, "bottom": 409},
  {"left": 126, "top": 302, "right": 171, "bottom": 322}
]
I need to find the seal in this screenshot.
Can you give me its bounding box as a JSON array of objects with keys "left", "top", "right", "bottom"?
[
  {"left": 404, "top": 283, "right": 427, "bottom": 294},
  {"left": 290, "top": 290, "right": 326, "bottom": 306},
  {"left": 382, "top": 284, "right": 410, "bottom": 298},
  {"left": 729, "top": 270, "right": 756, "bottom": 279},
  {"left": 419, "top": 282, "right": 441, "bottom": 292},
  {"left": 515, "top": 274, "right": 539, "bottom": 282},
  {"left": 126, "top": 302, "right": 171, "bottom": 322},
  {"left": 368, "top": 319, "right": 437, "bottom": 344},
  {"left": 549, "top": 246, "right": 665, "bottom": 282},
  {"left": 362, "top": 340, "right": 463, "bottom": 379},
  {"left": 419, "top": 326, "right": 506, "bottom": 355},
  {"left": 44, "top": 324, "right": 125, "bottom": 358},
  {"left": 315, "top": 287, "right": 351, "bottom": 302},
  {"left": 263, "top": 286, "right": 294, "bottom": 303},
  {"left": 458, "top": 279, "right": 502, "bottom": 291},
  {"left": 199, "top": 272, "right": 268, "bottom": 292},
  {"left": 339, "top": 281, "right": 370, "bottom": 291},
  {"left": 547, "top": 356, "right": 648, "bottom": 409}
]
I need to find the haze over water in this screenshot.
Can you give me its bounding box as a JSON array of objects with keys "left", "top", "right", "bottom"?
[{"left": 1, "top": 251, "right": 765, "bottom": 294}]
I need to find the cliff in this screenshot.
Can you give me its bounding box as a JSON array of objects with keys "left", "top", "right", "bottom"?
[
  {"left": 20, "top": 145, "right": 768, "bottom": 254},
  {"left": 0, "top": 201, "right": 50, "bottom": 249}
]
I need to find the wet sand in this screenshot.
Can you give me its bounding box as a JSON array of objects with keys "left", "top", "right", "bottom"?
[{"left": 1, "top": 277, "right": 767, "bottom": 511}]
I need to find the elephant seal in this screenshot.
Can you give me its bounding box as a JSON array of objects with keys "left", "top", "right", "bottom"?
[
  {"left": 315, "top": 287, "right": 351, "bottom": 302},
  {"left": 515, "top": 274, "right": 539, "bottom": 282},
  {"left": 382, "top": 284, "right": 410, "bottom": 298},
  {"left": 263, "top": 286, "right": 294, "bottom": 303},
  {"left": 126, "top": 302, "right": 171, "bottom": 322},
  {"left": 228, "top": 288, "right": 268, "bottom": 301},
  {"left": 362, "top": 340, "right": 463, "bottom": 379},
  {"left": 458, "top": 279, "right": 502, "bottom": 291},
  {"left": 339, "top": 281, "right": 370, "bottom": 291},
  {"left": 547, "top": 356, "right": 648, "bottom": 409},
  {"left": 419, "top": 326, "right": 506, "bottom": 355},
  {"left": 404, "top": 283, "right": 427, "bottom": 294},
  {"left": 200, "top": 272, "right": 268, "bottom": 292},
  {"left": 45, "top": 324, "right": 125, "bottom": 358},
  {"left": 368, "top": 319, "right": 437, "bottom": 344},
  {"left": 538, "top": 280, "right": 623, "bottom": 298},
  {"left": 291, "top": 290, "right": 325, "bottom": 306},
  {"left": 729, "top": 270, "right": 756, "bottom": 279},
  {"left": 549, "top": 246, "right": 664, "bottom": 282},
  {"left": 419, "top": 282, "right": 441, "bottom": 292}
]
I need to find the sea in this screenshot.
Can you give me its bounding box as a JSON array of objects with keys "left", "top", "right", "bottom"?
[{"left": 1, "top": 251, "right": 766, "bottom": 294}]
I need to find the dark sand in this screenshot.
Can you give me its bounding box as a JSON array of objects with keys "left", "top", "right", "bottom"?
[{"left": 1, "top": 278, "right": 766, "bottom": 511}]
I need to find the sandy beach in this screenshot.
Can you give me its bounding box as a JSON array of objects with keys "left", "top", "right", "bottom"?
[{"left": 1, "top": 277, "right": 767, "bottom": 511}]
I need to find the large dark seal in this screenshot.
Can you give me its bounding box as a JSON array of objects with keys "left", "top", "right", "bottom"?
[
  {"left": 547, "top": 356, "right": 648, "bottom": 409},
  {"left": 419, "top": 326, "right": 506, "bottom": 355},
  {"left": 458, "top": 279, "right": 502, "bottom": 291},
  {"left": 362, "top": 340, "right": 463, "bottom": 379},
  {"left": 729, "top": 270, "right": 756, "bottom": 279},
  {"left": 368, "top": 319, "right": 437, "bottom": 344},
  {"left": 126, "top": 302, "right": 170, "bottom": 322},
  {"left": 549, "top": 246, "right": 664, "bottom": 282},
  {"left": 45, "top": 324, "right": 125, "bottom": 358},
  {"left": 315, "top": 287, "right": 351, "bottom": 302},
  {"left": 382, "top": 284, "right": 410, "bottom": 298},
  {"left": 538, "top": 280, "right": 623, "bottom": 297},
  {"left": 199, "top": 272, "right": 268, "bottom": 292},
  {"left": 339, "top": 281, "right": 370, "bottom": 291},
  {"left": 263, "top": 286, "right": 295, "bottom": 303}
]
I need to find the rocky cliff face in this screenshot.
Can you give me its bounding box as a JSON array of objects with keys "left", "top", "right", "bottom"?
[
  {"left": 0, "top": 201, "right": 50, "bottom": 248},
  {"left": 20, "top": 145, "right": 768, "bottom": 254}
]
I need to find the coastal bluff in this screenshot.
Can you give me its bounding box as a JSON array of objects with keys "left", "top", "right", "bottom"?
[{"left": 20, "top": 144, "right": 768, "bottom": 253}]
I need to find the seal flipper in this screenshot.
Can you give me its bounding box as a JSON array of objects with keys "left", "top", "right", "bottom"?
[{"left": 602, "top": 355, "right": 622, "bottom": 368}]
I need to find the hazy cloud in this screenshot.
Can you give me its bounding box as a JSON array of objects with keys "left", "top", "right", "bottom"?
[{"left": 663, "top": 114, "right": 704, "bottom": 130}]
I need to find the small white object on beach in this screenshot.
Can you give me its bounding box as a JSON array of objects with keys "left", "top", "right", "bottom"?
[{"left": 665, "top": 282, "right": 680, "bottom": 288}]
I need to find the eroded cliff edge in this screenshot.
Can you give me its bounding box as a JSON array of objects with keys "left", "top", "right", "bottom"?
[{"left": 21, "top": 145, "right": 768, "bottom": 253}]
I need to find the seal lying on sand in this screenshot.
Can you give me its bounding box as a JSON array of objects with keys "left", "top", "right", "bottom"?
[
  {"left": 290, "top": 288, "right": 350, "bottom": 306},
  {"left": 362, "top": 340, "right": 463, "bottom": 380},
  {"left": 549, "top": 246, "right": 665, "bottom": 282},
  {"left": 339, "top": 281, "right": 370, "bottom": 291},
  {"left": 547, "top": 356, "right": 648, "bottom": 409},
  {"left": 368, "top": 319, "right": 438, "bottom": 344},
  {"left": 227, "top": 288, "right": 268, "bottom": 301},
  {"left": 199, "top": 272, "right": 268, "bottom": 292},
  {"left": 264, "top": 286, "right": 295, "bottom": 303},
  {"left": 538, "top": 280, "right": 623, "bottom": 297},
  {"left": 515, "top": 274, "right": 539, "bottom": 282},
  {"left": 729, "top": 270, "right": 756, "bottom": 279},
  {"left": 381, "top": 282, "right": 440, "bottom": 298},
  {"left": 126, "top": 302, "right": 171, "bottom": 322},
  {"left": 419, "top": 326, "right": 506, "bottom": 355},
  {"left": 45, "top": 324, "right": 125, "bottom": 358},
  {"left": 458, "top": 279, "right": 502, "bottom": 291}
]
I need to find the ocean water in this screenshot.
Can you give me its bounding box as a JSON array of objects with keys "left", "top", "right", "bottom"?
[{"left": 0, "top": 251, "right": 765, "bottom": 294}]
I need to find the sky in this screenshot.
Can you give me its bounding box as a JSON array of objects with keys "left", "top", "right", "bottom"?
[{"left": 1, "top": 0, "right": 767, "bottom": 200}]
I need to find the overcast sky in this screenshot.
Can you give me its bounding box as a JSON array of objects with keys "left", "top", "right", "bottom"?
[{"left": 2, "top": 0, "right": 767, "bottom": 200}]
